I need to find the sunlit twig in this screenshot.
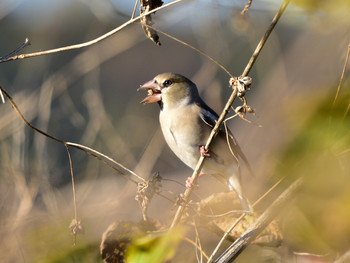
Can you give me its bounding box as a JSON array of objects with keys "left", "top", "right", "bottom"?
[
  {"left": 333, "top": 42, "right": 350, "bottom": 106},
  {"left": 0, "top": 0, "right": 185, "bottom": 63},
  {"left": 171, "top": 0, "right": 291, "bottom": 229},
  {"left": 207, "top": 177, "right": 285, "bottom": 262}
]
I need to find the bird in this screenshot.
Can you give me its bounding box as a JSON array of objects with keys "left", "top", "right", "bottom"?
[{"left": 138, "top": 73, "right": 253, "bottom": 212}]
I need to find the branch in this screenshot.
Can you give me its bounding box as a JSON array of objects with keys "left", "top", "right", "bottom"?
[
  {"left": 241, "top": 0, "right": 253, "bottom": 15},
  {"left": 170, "top": 0, "right": 291, "bottom": 228},
  {"left": 0, "top": 37, "right": 31, "bottom": 61},
  {"left": 207, "top": 177, "right": 285, "bottom": 262},
  {"left": 0, "top": 86, "right": 141, "bottom": 185},
  {"left": 333, "top": 42, "right": 350, "bottom": 106},
  {"left": 214, "top": 178, "right": 302, "bottom": 263},
  {"left": 0, "top": 0, "right": 185, "bottom": 63}
]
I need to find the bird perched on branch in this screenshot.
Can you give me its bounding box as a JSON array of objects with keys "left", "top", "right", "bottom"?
[{"left": 138, "top": 73, "right": 253, "bottom": 212}]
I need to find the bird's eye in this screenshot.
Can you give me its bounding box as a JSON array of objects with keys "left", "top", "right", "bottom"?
[{"left": 162, "top": 80, "right": 173, "bottom": 87}]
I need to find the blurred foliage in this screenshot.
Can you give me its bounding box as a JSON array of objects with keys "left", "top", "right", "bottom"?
[
  {"left": 292, "top": 0, "right": 350, "bottom": 12},
  {"left": 48, "top": 244, "right": 101, "bottom": 263},
  {"left": 276, "top": 83, "right": 350, "bottom": 254},
  {"left": 22, "top": 218, "right": 100, "bottom": 263},
  {"left": 0, "top": 0, "right": 349, "bottom": 262},
  {"left": 126, "top": 227, "right": 184, "bottom": 263}
]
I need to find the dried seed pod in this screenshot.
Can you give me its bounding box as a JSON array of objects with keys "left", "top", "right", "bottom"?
[
  {"left": 245, "top": 105, "right": 255, "bottom": 114},
  {"left": 140, "top": 0, "right": 163, "bottom": 46},
  {"left": 135, "top": 172, "right": 162, "bottom": 221},
  {"left": 240, "top": 76, "right": 252, "bottom": 87},
  {"left": 229, "top": 76, "right": 252, "bottom": 98}
]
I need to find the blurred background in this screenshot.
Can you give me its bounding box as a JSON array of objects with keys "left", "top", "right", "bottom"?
[{"left": 0, "top": 0, "right": 349, "bottom": 262}]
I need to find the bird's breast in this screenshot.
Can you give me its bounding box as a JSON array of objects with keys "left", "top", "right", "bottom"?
[{"left": 159, "top": 105, "right": 204, "bottom": 169}]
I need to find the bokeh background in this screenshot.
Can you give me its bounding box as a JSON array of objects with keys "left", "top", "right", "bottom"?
[{"left": 0, "top": 0, "right": 349, "bottom": 262}]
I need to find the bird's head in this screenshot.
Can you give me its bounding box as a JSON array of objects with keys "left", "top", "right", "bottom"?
[{"left": 138, "top": 73, "right": 199, "bottom": 108}]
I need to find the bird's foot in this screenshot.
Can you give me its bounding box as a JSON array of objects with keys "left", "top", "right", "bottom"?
[
  {"left": 199, "top": 146, "right": 210, "bottom": 157},
  {"left": 186, "top": 174, "right": 204, "bottom": 189}
]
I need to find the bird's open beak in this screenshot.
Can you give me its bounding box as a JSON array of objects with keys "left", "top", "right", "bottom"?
[{"left": 138, "top": 79, "right": 162, "bottom": 104}]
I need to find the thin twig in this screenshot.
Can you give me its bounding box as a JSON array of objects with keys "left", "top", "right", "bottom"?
[
  {"left": 0, "top": 90, "right": 4, "bottom": 104},
  {"left": 183, "top": 237, "right": 210, "bottom": 260},
  {"left": 193, "top": 218, "right": 204, "bottom": 263},
  {"left": 333, "top": 42, "right": 350, "bottom": 106},
  {"left": 65, "top": 144, "right": 78, "bottom": 226},
  {"left": 241, "top": 0, "right": 253, "bottom": 15},
  {"left": 66, "top": 142, "right": 145, "bottom": 182},
  {"left": 148, "top": 25, "right": 234, "bottom": 79},
  {"left": 242, "top": 0, "right": 290, "bottom": 77},
  {"left": 214, "top": 178, "right": 302, "bottom": 263},
  {"left": 0, "top": 0, "right": 185, "bottom": 63},
  {"left": 131, "top": 0, "right": 139, "bottom": 19},
  {"left": 0, "top": 86, "right": 139, "bottom": 184},
  {"left": 0, "top": 86, "right": 82, "bottom": 238},
  {"left": 207, "top": 177, "right": 285, "bottom": 262},
  {"left": 0, "top": 39, "right": 29, "bottom": 100},
  {"left": 170, "top": 0, "right": 290, "bottom": 229},
  {"left": 68, "top": 143, "right": 139, "bottom": 184},
  {"left": 0, "top": 37, "right": 31, "bottom": 61}
]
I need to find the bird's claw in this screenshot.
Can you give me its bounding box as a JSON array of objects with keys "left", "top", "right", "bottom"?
[
  {"left": 186, "top": 177, "right": 196, "bottom": 189},
  {"left": 199, "top": 146, "right": 210, "bottom": 157},
  {"left": 186, "top": 174, "right": 205, "bottom": 189}
]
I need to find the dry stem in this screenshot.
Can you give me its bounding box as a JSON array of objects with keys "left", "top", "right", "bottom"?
[
  {"left": 0, "top": 0, "right": 185, "bottom": 63},
  {"left": 333, "top": 42, "right": 350, "bottom": 106},
  {"left": 170, "top": 0, "right": 291, "bottom": 229},
  {"left": 214, "top": 178, "right": 302, "bottom": 263}
]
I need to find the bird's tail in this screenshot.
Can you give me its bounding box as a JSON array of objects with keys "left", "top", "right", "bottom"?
[{"left": 228, "top": 175, "right": 253, "bottom": 213}]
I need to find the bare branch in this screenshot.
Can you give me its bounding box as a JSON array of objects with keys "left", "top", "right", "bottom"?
[
  {"left": 170, "top": 0, "right": 291, "bottom": 228},
  {"left": 131, "top": 0, "right": 139, "bottom": 19},
  {"left": 147, "top": 25, "right": 234, "bottom": 78},
  {"left": 0, "top": 37, "right": 31, "bottom": 61},
  {"left": 0, "top": 86, "right": 140, "bottom": 185},
  {"left": 66, "top": 142, "right": 145, "bottom": 183},
  {"left": 0, "top": 0, "right": 185, "bottom": 63},
  {"left": 241, "top": 0, "right": 253, "bottom": 15},
  {"left": 242, "top": 0, "right": 290, "bottom": 77},
  {"left": 214, "top": 178, "right": 302, "bottom": 263},
  {"left": 333, "top": 42, "right": 350, "bottom": 106},
  {"left": 207, "top": 177, "right": 285, "bottom": 262}
]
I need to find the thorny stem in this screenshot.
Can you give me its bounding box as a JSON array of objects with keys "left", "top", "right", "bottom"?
[{"left": 170, "top": 0, "right": 291, "bottom": 228}]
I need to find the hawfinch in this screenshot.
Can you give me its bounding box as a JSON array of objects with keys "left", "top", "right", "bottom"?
[{"left": 138, "top": 73, "right": 253, "bottom": 212}]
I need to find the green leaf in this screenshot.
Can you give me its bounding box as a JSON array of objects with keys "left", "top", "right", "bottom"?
[{"left": 126, "top": 227, "right": 184, "bottom": 263}]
